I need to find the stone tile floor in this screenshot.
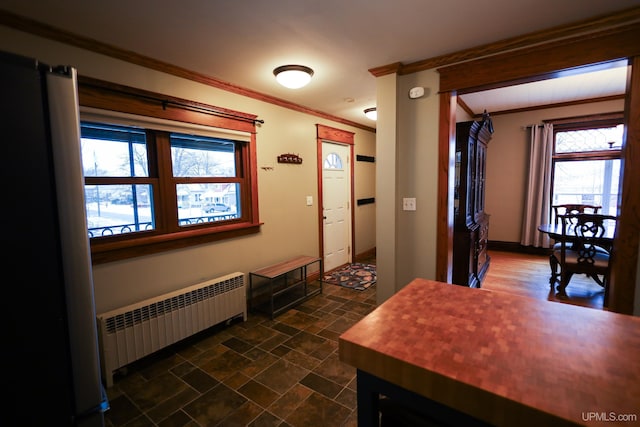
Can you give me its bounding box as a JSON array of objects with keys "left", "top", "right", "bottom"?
[{"left": 104, "top": 270, "right": 377, "bottom": 427}]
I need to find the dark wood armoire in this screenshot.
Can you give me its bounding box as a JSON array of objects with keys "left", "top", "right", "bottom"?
[{"left": 453, "top": 112, "right": 493, "bottom": 287}]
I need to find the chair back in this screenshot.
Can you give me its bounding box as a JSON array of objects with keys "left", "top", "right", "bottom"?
[
  {"left": 562, "top": 213, "right": 615, "bottom": 250},
  {"left": 553, "top": 213, "right": 616, "bottom": 302},
  {"left": 552, "top": 204, "right": 601, "bottom": 225},
  {"left": 557, "top": 213, "right": 616, "bottom": 271}
]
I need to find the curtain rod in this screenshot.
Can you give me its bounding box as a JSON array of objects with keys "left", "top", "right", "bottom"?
[
  {"left": 158, "top": 98, "right": 265, "bottom": 125},
  {"left": 81, "top": 79, "right": 264, "bottom": 125}
]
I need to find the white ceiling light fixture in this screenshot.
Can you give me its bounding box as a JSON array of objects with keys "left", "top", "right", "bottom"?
[
  {"left": 273, "top": 65, "right": 314, "bottom": 89},
  {"left": 364, "top": 107, "right": 377, "bottom": 120}
]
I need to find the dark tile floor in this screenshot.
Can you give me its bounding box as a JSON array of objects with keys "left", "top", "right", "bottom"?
[{"left": 103, "top": 264, "right": 377, "bottom": 427}]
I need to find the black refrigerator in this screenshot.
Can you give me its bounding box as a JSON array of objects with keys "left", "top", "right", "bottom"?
[{"left": 1, "top": 51, "right": 108, "bottom": 425}]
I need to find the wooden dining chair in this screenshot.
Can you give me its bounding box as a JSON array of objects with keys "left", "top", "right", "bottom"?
[
  {"left": 548, "top": 204, "right": 602, "bottom": 285},
  {"left": 551, "top": 203, "right": 601, "bottom": 225},
  {"left": 554, "top": 213, "right": 616, "bottom": 300}
]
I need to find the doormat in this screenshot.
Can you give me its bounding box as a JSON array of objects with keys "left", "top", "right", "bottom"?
[{"left": 323, "top": 263, "right": 376, "bottom": 291}]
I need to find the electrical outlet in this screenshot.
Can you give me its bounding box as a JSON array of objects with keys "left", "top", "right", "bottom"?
[{"left": 403, "top": 197, "right": 416, "bottom": 211}]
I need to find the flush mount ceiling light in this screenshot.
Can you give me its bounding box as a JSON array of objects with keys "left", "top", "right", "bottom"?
[
  {"left": 364, "top": 107, "right": 377, "bottom": 120},
  {"left": 273, "top": 65, "right": 314, "bottom": 89}
]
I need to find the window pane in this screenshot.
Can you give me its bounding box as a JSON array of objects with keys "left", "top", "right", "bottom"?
[
  {"left": 85, "top": 184, "right": 155, "bottom": 237},
  {"left": 552, "top": 159, "right": 620, "bottom": 215},
  {"left": 324, "top": 152, "right": 343, "bottom": 169},
  {"left": 177, "top": 183, "right": 240, "bottom": 225},
  {"left": 555, "top": 124, "right": 624, "bottom": 153},
  {"left": 170, "top": 133, "right": 236, "bottom": 177},
  {"left": 81, "top": 122, "right": 149, "bottom": 177}
]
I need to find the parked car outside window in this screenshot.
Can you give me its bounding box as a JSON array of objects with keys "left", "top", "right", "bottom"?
[{"left": 204, "top": 203, "right": 231, "bottom": 213}]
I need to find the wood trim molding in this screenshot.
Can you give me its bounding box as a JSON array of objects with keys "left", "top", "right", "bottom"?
[
  {"left": 438, "top": 22, "right": 640, "bottom": 94},
  {"left": 0, "top": 9, "right": 376, "bottom": 133},
  {"left": 456, "top": 97, "right": 474, "bottom": 118},
  {"left": 436, "top": 91, "right": 456, "bottom": 283},
  {"left": 470, "top": 95, "right": 626, "bottom": 118},
  {"left": 78, "top": 76, "right": 259, "bottom": 132},
  {"left": 355, "top": 247, "right": 377, "bottom": 262},
  {"left": 545, "top": 111, "right": 624, "bottom": 126},
  {"left": 316, "top": 124, "right": 355, "bottom": 144},
  {"left": 368, "top": 62, "right": 403, "bottom": 78},
  {"left": 609, "top": 56, "right": 640, "bottom": 314},
  {"left": 368, "top": 7, "right": 640, "bottom": 78},
  {"left": 487, "top": 241, "right": 550, "bottom": 256}
]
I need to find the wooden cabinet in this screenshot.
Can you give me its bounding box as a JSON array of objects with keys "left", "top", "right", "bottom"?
[{"left": 453, "top": 113, "right": 493, "bottom": 287}]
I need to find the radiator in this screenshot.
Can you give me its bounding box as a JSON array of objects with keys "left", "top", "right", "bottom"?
[{"left": 96, "top": 272, "right": 246, "bottom": 387}]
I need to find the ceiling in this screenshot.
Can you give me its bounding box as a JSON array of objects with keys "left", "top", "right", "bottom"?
[
  {"left": 1, "top": 1, "right": 638, "bottom": 127},
  {"left": 461, "top": 63, "right": 629, "bottom": 117}
]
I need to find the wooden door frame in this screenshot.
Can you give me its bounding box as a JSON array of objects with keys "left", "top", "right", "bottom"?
[
  {"left": 436, "top": 23, "right": 640, "bottom": 314},
  {"left": 316, "top": 124, "right": 355, "bottom": 271}
]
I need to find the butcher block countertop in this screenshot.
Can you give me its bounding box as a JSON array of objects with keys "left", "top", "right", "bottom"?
[{"left": 339, "top": 278, "right": 640, "bottom": 427}]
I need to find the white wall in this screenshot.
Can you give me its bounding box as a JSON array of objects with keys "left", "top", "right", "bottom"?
[{"left": 0, "top": 26, "right": 376, "bottom": 314}]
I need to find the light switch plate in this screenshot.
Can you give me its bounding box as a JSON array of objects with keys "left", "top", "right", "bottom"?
[
  {"left": 306, "top": 195, "right": 313, "bottom": 206},
  {"left": 403, "top": 197, "right": 416, "bottom": 211}
]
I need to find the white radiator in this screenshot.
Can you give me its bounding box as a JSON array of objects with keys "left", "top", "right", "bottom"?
[{"left": 96, "top": 272, "right": 246, "bottom": 387}]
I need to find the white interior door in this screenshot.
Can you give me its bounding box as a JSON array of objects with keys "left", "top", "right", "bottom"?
[{"left": 322, "top": 142, "right": 351, "bottom": 272}]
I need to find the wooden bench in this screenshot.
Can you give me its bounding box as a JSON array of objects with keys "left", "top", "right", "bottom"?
[{"left": 249, "top": 255, "right": 323, "bottom": 319}]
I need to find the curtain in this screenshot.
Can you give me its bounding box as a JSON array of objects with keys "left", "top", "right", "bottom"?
[{"left": 520, "top": 123, "right": 553, "bottom": 247}]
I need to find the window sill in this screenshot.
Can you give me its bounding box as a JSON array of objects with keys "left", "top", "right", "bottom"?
[{"left": 90, "top": 222, "right": 262, "bottom": 264}]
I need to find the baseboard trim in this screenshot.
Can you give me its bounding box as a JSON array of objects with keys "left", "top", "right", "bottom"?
[
  {"left": 352, "top": 244, "right": 547, "bottom": 261},
  {"left": 355, "top": 247, "right": 377, "bottom": 262},
  {"left": 488, "top": 241, "right": 550, "bottom": 256}
]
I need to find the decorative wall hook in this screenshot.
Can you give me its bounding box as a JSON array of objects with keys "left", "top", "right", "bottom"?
[{"left": 277, "top": 153, "right": 303, "bottom": 164}]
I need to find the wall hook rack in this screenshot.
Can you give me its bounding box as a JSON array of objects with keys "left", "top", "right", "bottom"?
[{"left": 277, "top": 153, "right": 303, "bottom": 164}]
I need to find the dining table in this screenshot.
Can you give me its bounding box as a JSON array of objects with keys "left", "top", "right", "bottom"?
[{"left": 537, "top": 222, "right": 616, "bottom": 243}]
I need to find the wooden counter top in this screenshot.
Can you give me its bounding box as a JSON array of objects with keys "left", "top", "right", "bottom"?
[{"left": 339, "top": 278, "right": 640, "bottom": 426}]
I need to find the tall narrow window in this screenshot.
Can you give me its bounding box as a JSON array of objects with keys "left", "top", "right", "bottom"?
[{"left": 81, "top": 122, "right": 155, "bottom": 237}]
